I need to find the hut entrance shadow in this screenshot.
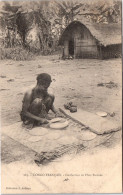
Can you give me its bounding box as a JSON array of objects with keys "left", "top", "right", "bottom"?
[{"left": 69, "top": 39, "right": 74, "bottom": 56}]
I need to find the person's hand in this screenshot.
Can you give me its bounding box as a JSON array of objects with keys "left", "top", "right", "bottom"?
[
  {"left": 55, "top": 111, "right": 63, "bottom": 118},
  {"left": 41, "top": 119, "right": 49, "bottom": 124}
]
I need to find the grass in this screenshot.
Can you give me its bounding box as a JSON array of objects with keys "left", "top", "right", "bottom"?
[
  {"left": 0, "top": 46, "right": 61, "bottom": 61},
  {"left": 0, "top": 47, "right": 35, "bottom": 61}
]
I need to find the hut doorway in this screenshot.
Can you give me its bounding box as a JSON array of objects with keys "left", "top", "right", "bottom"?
[{"left": 69, "top": 39, "right": 74, "bottom": 56}]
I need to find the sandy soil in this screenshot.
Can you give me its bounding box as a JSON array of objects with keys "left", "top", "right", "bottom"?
[
  {"left": 1, "top": 136, "right": 122, "bottom": 193},
  {"left": 0, "top": 55, "right": 122, "bottom": 127},
  {"left": 0, "top": 55, "right": 122, "bottom": 193}
]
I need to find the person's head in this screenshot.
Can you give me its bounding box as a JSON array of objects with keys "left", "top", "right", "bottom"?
[{"left": 36, "top": 73, "right": 52, "bottom": 90}]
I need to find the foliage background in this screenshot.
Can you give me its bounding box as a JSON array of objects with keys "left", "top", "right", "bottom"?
[{"left": 0, "top": 0, "right": 121, "bottom": 60}]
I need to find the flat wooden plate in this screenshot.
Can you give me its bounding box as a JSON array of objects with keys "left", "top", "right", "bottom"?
[
  {"left": 77, "top": 130, "right": 97, "bottom": 141},
  {"left": 44, "top": 132, "right": 64, "bottom": 140},
  {"left": 50, "top": 117, "right": 63, "bottom": 123},
  {"left": 28, "top": 127, "right": 49, "bottom": 136},
  {"left": 28, "top": 136, "right": 43, "bottom": 142},
  {"left": 49, "top": 120, "right": 69, "bottom": 129},
  {"left": 96, "top": 112, "right": 108, "bottom": 117}
]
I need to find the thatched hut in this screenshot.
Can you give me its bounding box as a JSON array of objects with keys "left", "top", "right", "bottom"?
[{"left": 59, "top": 21, "right": 122, "bottom": 59}]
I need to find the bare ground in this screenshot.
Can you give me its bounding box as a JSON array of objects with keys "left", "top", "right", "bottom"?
[{"left": 0, "top": 55, "right": 122, "bottom": 127}]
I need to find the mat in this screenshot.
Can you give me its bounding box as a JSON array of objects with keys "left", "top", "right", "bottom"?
[
  {"left": 2, "top": 123, "right": 65, "bottom": 153},
  {"left": 2, "top": 122, "right": 82, "bottom": 154},
  {"left": 2, "top": 120, "right": 117, "bottom": 164}
]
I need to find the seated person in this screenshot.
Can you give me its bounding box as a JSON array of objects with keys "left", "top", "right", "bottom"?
[{"left": 20, "top": 73, "right": 59, "bottom": 128}]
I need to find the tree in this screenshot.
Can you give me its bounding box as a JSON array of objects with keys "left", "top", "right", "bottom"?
[
  {"left": 50, "top": 0, "right": 86, "bottom": 31},
  {"left": 15, "top": 11, "right": 33, "bottom": 47},
  {"left": 0, "top": 0, "right": 121, "bottom": 52},
  {"left": 28, "top": 1, "right": 53, "bottom": 54},
  {"left": 0, "top": 2, "right": 33, "bottom": 47},
  {"left": 79, "top": 0, "right": 122, "bottom": 23}
]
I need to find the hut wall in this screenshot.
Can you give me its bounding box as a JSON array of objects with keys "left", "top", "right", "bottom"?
[
  {"left": 74, "top": 26, "right": 98, "bottom": 58},
  {"left": 101, "top": 44, "right": 121, "bottom": 59},
  {"left": 63, "top": 40, "right": 69, "bottom": 57}
]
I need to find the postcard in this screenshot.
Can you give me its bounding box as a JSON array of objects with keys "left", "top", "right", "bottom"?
[{"left": 0, "top": 0, "right": 122, "bottom": 193}]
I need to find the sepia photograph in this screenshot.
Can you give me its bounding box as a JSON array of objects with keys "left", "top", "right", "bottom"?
[{"left": 0, "top": 0, "right": 122, "bottom": 193}]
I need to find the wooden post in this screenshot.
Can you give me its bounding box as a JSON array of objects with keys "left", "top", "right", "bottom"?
[
  {"left": 99, "top": 45, "right": 102, "bottom": 59},
  {"left": 74, "top": 37, "right": 76, "bottom": 59},
  {"left": 64, "top": 40, "right": 69, "bottom": 58}
]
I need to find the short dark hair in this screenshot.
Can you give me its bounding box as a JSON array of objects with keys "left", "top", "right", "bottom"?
[{"left": 37, "top": 73, "right": 52, "bottom": 84}]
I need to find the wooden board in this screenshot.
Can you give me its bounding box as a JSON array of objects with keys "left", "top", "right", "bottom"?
[{"left": 60, "top": 108, "right": 121, "bottom": 135}]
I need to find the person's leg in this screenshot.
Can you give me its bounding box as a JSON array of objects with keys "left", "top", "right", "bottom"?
[
  {"left": 23, "top": 95, "right": 55, "bottom": 127},
  {"left": 43, "top": 94, "right": 55, "bottom": 113},
  {"left": 28, "top": 98, "right": 44, "bottom": 126},
  {"left": 29, "top": 98, "right": 43, "bottom": 116}
]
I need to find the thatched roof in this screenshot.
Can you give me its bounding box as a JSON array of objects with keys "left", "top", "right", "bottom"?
[{"left": 59, "top": 20, "right": 121, "bottom": 46}]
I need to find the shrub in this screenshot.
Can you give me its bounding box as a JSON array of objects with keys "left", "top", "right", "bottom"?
[{"left": 0, "top": 47, "right": 35, "bottom": 61}]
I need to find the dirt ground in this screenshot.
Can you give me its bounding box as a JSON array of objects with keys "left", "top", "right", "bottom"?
[
  {"left": 0, "top": 55, "right": 122, "bottom": 127},
  {"left": 1, "top": 55, "right": 122, "bottom": 193}
]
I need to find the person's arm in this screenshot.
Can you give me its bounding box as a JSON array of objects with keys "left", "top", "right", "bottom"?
[
  {"left": 51, "top": 105, "right": 57, "bottom": 114},
  {"left": 22, "top": 91, "right": 48, "bottom": 124},
  {"left": 51, "top": 105, "right": 63, "bottom": 117}
]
